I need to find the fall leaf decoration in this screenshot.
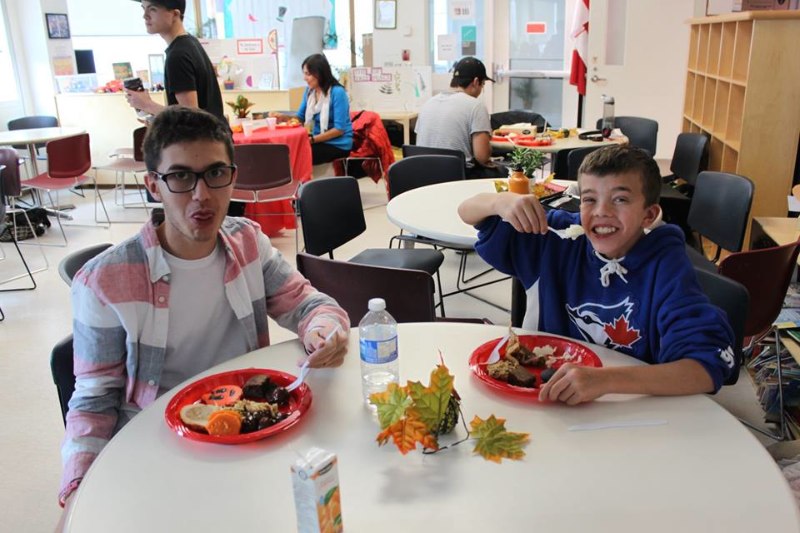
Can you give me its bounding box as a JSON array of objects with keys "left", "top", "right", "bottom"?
[
  {"left": 369, "top": 361, "right": 529, "bottom": 461},
  {"left": 469, "top": 415, "right": 530, "bottom": 463}
]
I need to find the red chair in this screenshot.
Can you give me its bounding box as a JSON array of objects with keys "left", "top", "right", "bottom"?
[
  {"left": 718, "top": 239, "right": 800, "bottom": 440},
  {"left": 22, "top": 133, "right": 109, "bottom": 245},
  {"left": 230, "top": 143, "right": 301, "bottom": 250}
]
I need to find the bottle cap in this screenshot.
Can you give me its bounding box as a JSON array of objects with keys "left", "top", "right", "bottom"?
[{"left": 368, "top": 298, "right": 386, "bottom": 312}]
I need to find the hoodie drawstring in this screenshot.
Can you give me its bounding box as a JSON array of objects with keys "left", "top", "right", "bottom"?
[{"left": 594, "top": 250, "right": 629, "bottom": 287}]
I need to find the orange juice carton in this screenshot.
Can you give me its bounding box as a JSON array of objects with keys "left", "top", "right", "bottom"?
[{"left": 291, "top": 447, "right": 343, "bottom": 533}]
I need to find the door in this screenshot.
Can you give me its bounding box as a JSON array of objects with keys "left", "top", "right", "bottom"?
[{"left": 584, "top": 0, "right": 693, "bottom": 158}]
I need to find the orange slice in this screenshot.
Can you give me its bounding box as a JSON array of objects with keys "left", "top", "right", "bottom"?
[{"left": 206, "top": 409, "right": 242, "bottom": 436}]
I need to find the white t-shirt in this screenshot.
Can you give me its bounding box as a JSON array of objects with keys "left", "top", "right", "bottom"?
[
  {"left": 414, "top": 91, "right": 492, "bottom": 161},
  {"left": 158, "top": 243, "right": 249, "bottom": 393}
]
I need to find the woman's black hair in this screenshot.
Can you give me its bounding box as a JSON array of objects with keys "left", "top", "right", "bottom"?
[{"left": 301, "top": 53, "right": 340, "bottom": 95}]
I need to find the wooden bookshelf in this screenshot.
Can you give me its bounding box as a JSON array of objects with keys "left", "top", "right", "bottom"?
[{"left": 683, "top": 12, "right": 800, "bottom": 238}]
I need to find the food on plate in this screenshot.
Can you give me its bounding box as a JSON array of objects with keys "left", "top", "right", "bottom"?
[
  {"left": 506, "top": 333, "right": 548, "bottom": 367},
  {"left": 179, "top": 374, "right": 292, "bottom": 436},
  {"left": 200, "top": 385, "right": 243, "bottom": 406},
  {"left": 540, "top": 368, "right": 557, "bottom": 384},
  {"left": 179, "top": 404, "right": 220, "bottom": 431},
  {"left": 206, "top": 409, "right": 243, "bottom": 436},
  {"left": 486, "top": 331, "right": 582, "bottom": 389},
  {"left": 507, "top": 365, "right": 537, "bottom": 388}
]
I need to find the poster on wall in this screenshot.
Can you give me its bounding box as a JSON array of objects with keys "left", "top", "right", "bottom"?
[
  {"left": 201, "top": 38, "right": 277, "bottom": 90},
  {"left": 348, "top": 66, "right": 432, "bottom": 112}
]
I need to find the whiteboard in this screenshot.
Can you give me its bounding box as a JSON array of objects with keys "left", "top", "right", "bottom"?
[
  {"left": 200, "top": 38, "right": 278, "bottom": 90},
  {"left": 348, "top": 66, "right": 433, "bottom": 112}
]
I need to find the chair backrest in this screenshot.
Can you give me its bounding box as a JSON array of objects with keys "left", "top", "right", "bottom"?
[
  {"left": 232, "top": 143, "right": 292, "bottom": 191},
  {"left": 51, "top": 334, "right": 74, "bottom": 425},
  {"left": 296, "top": 252, "right": 436, "bottom": 326},
  {"left": 596, "top": 116, "right": 658, "bottom": 156},
  {"left": 669, "top": 132, "right": 708, "bottom": 188},
  {"left": 8, "top": 115, "right": 59, "bottom": 150},
  {"left": 58, "top": 243, "right": 114, "bottom": 286},
  {"left": 387, "top": 155, "right": 465, "bottom": 199},
  {"left": 490, "top": 110, "right": 549, "bottom": 132},
  {"left": 46, "top": 133, "right": 92, "bottom": 179},
  {"left": 0, "top": 147, "right": 22, "bottom": 197},
  {"left": 297, "top": 176, "right": 366, "bottom": 256},
  {"left": 133, "top": 126, "right": 147, "bottom": 162},
  {"left": 687, "top": 171, "right": 754, "bottom": 252},
  {"left": 566, "top": 146, "right": 604, "bottom": 180},
  {"left": 402, "top": 145, "right": 467, "bottom": 167},
  {"left": 694, "top": 268, "right": 749, "bottom": 386},
  {"left": 718, "top": 240, "right": 800, "bottom": 338}
]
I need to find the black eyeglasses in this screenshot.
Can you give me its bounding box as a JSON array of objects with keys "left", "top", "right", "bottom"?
[{"left": 151, "top": 165, "right": 237, "bottom": 193}]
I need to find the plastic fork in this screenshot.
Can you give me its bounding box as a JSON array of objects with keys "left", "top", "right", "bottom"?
[
  {"left": 286, "top": 324, "right": 341, "bottom": 391},
  {"left": 485, "top": 333, "right": 511, "bottom": 365}
]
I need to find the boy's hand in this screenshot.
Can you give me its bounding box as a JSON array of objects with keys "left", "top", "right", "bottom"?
[
  {"left": 302, "top": 319, "right": 348, "bottom": 368},
  {"left": 538, "top": 364, "right": 609, "bottom": 404},
  {"left": 496, "top": 192, "right": 549, "bottom": 234},
  {"left": 124, "top": 88, "right": 153, "bottom": 111}
]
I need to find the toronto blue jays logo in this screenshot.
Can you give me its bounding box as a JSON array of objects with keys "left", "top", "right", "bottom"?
[{"left": 566, "top": 297, "right": 642, "bottom": 349}]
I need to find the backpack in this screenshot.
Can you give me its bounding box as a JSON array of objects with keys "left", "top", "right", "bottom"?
[{"left": 0, "top": 207, "right": 51, "bottom": 242}]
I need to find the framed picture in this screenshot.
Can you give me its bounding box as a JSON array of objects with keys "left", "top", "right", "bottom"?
[
  {"left": 46, "top": 13, "right": 70, "bottom": 39},
  {"left": 374, "top": 0, "right": 397, "bottom": 30}
]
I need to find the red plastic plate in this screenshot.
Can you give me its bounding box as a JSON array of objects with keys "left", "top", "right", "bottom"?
[
  {"left": 276, "top": 122, "right": 303, "bottom": 129},
  {"left": 469, "top": 335, "right": 602, "bottom": 399},
  {"left": 164, "top": 368, "right": 312, "bottom": 444},
  {"left": 514, "top": 138, "right": 554, "bottom": 147}
]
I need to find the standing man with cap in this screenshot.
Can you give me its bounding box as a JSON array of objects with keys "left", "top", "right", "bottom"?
[
  {"left": 415, "top": 56, "right": 505, "bottom": 179},
  {"left": 125, "top": 0, "right": 225, "bottom": 122}
]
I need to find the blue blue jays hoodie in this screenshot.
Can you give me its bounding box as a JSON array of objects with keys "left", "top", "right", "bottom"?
[{"left": 475, "top": 210, "right": 735, "bottom": 391}]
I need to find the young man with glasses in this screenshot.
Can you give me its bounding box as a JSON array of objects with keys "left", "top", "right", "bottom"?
[{"left": 57, "top": 107, "right": 349, "bottom": 511}]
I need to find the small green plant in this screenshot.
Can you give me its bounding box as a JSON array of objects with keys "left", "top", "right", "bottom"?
[
  {"left": 510, "top": 147, "right": 545, "bottom": 178},
  {"left": 225, "top": 94, "right": 254, "bottom": 119}
]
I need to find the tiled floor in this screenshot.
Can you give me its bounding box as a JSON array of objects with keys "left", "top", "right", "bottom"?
[{"left": 0, "top": 179, "right": 780, "bottom": 531}]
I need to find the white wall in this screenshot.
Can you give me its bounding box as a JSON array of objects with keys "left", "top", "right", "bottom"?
[{"left": 371, "top": 0, "right": 429, "bottom": 67}]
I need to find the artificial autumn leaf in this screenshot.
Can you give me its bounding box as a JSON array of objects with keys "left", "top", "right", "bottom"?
[
  {"left": 376, "top": 411, "right": 438, "bottom": 454},
  {"left": 407, "top": 364, "right": 454, "bottom": 433},
  {"left": 603, "top": 315, "right": 641, "bottom": 349},
  {"left": 469, "top": 415, "right": 529, "bottom": 463},
  {"left": 369, "top": 383, "right": 412, "bottom": 430}
]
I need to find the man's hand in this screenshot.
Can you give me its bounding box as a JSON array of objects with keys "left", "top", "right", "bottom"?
[
  {"left": 302, "top": 319, "right": 348, "bottom": 368},
  {"left": 538, "top": 364, "right": 610, "bottom": 405},
  {"left": 124, "top": 88, "right": 154, "bottom": 113},
  {"left": 495, "top": 192, "right": 549, "bottom": 234}
]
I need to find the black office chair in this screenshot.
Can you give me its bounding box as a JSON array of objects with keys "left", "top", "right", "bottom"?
[
  {"left": 693, "top": 268, "right": 749, "bottom": 386},
  {"left": 296, "top": 252, "right": 436, "bottom": 327},
  {"left": 58, "top": 242, "right": 113, "bottom": 286},
  {"left": 401, "top": 144, "right": 467, "bottom": 167},
  {"left": 490, "top": 110, "right": 549, "bottom": 132},
  {"left": 566, "top": 146, "right": 604, "bottom": 180},
  {"left": 685, "top": 171, "right": 754, "bottom": 272},
  {"left": 297, "top": 176, "right": 447, "bottom": 314},
  {"left": 387, "top": 155, "right": 465, "bottom": 198},
  {"left": 596, "top": 116, "right": 658, "bottom": 156},
  {"left": 51, "top": 335, "right": 75, "bottom": 425},
  {"left": 659, "top": 133, "right": 709, "bottom": 233}
]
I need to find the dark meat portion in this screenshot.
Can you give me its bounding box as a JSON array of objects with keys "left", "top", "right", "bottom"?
[
  {"left": 507, "top": 366, "right": 537, "bottom": 388},
  {"left": 242, "top": 375, "right": 270, "bottom": 400}
]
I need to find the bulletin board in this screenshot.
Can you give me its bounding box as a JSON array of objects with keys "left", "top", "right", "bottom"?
[
  {"left": 200, "top": 38, "right": 278, "bottom": 90},
  {"left": 348, "top": 66, "right": 432, "bottom": 112}
]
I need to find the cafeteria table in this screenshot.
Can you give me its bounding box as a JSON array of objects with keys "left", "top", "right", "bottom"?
[
  {"left": 232, "top": 125, "right": 312, "bottom": 236},
  {"left": 64, "top": 323, "right": 800, "bottom": 532}
]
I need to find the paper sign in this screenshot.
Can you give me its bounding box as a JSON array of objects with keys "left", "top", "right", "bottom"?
[
  {"left": 461, "top": 25, "right": 477, "bottom": 56},
  {"left": 526, "top": 22, "right": 547, "bottom": 34},
  {"left": 450, "top": 0, "right": 475, "bottom": 19},
  {"left": 237, "top": 39, "right": 264, "bottom": 55},
  {"left": 437, "top": 34, "right": 457, "bottom": 61}
]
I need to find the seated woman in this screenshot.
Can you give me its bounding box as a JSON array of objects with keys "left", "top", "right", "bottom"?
[{"left": 272, "top": 54, "right": 353, "bottom": 165}]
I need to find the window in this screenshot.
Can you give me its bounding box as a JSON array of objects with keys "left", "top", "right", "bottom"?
[
  {"left": 0, "top": 0, "right": 18, "bottom": 102},
  {"left": 430, "top": 0, "right": 484, "bottom": 73}
]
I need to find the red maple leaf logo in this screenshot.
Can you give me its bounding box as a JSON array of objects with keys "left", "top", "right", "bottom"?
[{"left": 603, "top": 315, "right": 641, "bottom": 348}]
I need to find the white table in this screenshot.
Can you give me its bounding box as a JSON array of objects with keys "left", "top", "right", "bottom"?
[
  {"left": 65, "top": 323, "right": 799, "bottom": 532},
  {"left": 378, "top": 111, "right": 418, "bottom": 146},
  {"left": 0, "top": 127, "right": 85, "bottom": 175}
]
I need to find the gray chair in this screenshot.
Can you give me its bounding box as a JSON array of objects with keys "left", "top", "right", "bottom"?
[
  {"left": 401, "top": 144, "right": 467, "bottom": 167},
  {"left": 57, "top": 242, "right": 113, "bottom": 286},
  {"left": 659, "top": 133, "right": 709, "bottom": 232},
  {"left": 490, "top": 110, "right": 549, "bottom": 132},
  {"left": 596, "top": 116, "right": 658, "bottom": 156},
  {"left": 566, "top": 145, "right": 604, "bottom": 180},
  {"left": 685, "top": 171, "right": 754, "bottom": 272},
  {"left": 297, "top": 176, "right": 447, "bottom": 314}
]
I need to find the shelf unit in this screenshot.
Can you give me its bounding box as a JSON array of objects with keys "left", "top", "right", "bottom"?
[{"left": 683, "top": 11, "right": 800, "bottom": 232}]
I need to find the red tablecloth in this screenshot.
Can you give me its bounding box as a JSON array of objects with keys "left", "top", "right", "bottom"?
[{"left": 233, "top": 126, "right": 312, "bottom": 236}]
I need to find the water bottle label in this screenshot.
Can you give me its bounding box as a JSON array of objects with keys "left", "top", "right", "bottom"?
[{"left": 359, "top": 336, "right": 398, "bottom": 364}]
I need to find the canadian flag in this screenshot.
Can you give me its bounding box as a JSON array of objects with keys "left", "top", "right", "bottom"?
[{"left": 569, "top": 0, "right": 590, "bottom": 96}]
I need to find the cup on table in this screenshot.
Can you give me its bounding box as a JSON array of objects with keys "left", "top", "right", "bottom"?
[
  {"left": 242, "top": 119, "right": 254, "bottom": 137},
  {"left": 266, "top": 117, "right": 277, "bottom": 130}
]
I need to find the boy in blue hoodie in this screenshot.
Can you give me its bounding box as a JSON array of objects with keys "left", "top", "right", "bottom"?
[{"left": 458, "top": 145, "right": 735, "bottom": 405}]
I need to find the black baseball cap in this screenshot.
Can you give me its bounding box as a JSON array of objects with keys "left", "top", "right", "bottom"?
[
  {"left": 452, "top": 57, "right": 495, "bottom": 83},
  {"left": 132, "top": 0, "right": 186, "bottom": 15}
]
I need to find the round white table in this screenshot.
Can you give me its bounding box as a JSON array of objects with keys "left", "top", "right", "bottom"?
[
  {"left": 0, "top": 127, "right": 85, "bottom": 175},
  {"left": 65, "top": 323, "right": 799, "bottom": 532}
]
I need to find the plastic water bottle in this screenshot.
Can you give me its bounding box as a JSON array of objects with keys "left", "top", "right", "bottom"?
[
  {"left": 359, "top": 298, "right": 399, "bottom": 410},
  {"left": 601, "top": 94, "right": 615, "bottom": 134}
]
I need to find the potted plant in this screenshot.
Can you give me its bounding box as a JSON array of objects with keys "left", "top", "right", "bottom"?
[
  {"left": 509, "top": 147, "right": 545, "bottom": 179},
  {"left": 226, "top": 94, "right": 255, "bottom": 122}
]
